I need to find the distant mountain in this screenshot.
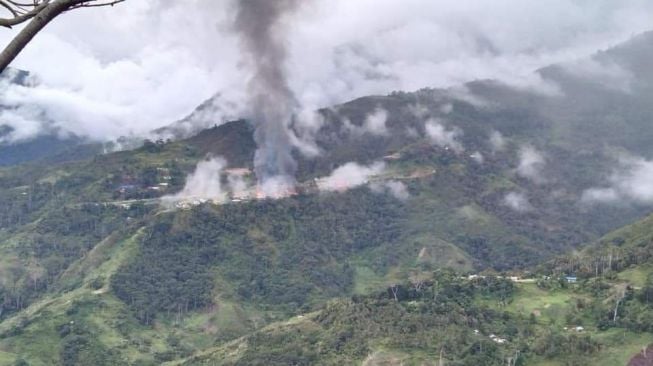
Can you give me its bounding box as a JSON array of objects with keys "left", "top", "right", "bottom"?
[
  {"left": 153, "top": 93, "right": 242, "bottom": 140},
  {"left": 0, "top": 132, "right": 102, "bottom": 166}
]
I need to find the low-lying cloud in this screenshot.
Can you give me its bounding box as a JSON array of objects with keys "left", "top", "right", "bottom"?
[
  {"left": 503, "top": 191, "right": 533, "bottom": 212},
  {"left": 560, "top": 58, "right": 634, "bottom": 93},
  {"left": 516, "top": 145, "right": 546, "bottom": 183},
  {"left": 489, "top": 130, "right": 507, "bottom": 152},
  {"left": 362, "top": 108, "right": 389, "bottom": 136},
  {"left": 2, "top": 0, "right": 653, "bottom": 143},
  {"left": 371, "top": 180, "right": 410, "bottom": 201},
  {"left": 343, "top": 107, "right": 389, "bottom": 137},
  {"left": 582, "top": 156, "right": 653, "bottom": 204},
  {"left": 424, "top": 118, "right": 464, "bottom": 152}
]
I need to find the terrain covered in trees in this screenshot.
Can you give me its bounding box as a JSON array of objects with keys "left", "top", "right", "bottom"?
[{"left": 2, "top": 32, "right": 653, "bottom": 365}]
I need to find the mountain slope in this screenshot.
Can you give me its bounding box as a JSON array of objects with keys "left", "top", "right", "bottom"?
[
  {"left": 2, "top": 32, "right": 653, "bottom": 365},
  {"left": 173, "top": 269, "right": 653, "bottom": 366},
  {"left": 174, "top": 206, "right": 653, "bottom": 366}
]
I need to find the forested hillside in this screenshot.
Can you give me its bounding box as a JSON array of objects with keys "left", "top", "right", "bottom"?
[
  {"left": 175, "top": 211, "right": 653, "bottom": 365},
  {"left": 1, "top": 32, "right": 653, "bottom": 365}
]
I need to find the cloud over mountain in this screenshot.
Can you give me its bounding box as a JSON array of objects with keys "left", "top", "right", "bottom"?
[
  {"left": 583, "top": 156, "right": 653, "bottom": 205},
  {"left": 2, "top": 0, "right": 653, "bottom": 142}
]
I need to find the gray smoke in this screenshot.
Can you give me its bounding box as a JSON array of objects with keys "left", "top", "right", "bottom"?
[{"left": 234, "top": 0, "right": 301, "bottom": 194}]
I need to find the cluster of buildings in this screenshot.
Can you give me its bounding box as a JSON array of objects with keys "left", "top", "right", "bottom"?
[
  {"left": 473, "top": 329, "right": 508, "bottom": 344},
  {"left": 489, "top": 334, "right": 508, "bottom": 344},
  {"left": 563, "top": 326, "right": 584, "bottom": 332},
  {"left": 173, "top": 198, "right": 213, "bottom": 210},
  {"left": 146, "top": 167, "right": 173, "bottom": 192},
  {"left": 465, "top": 274, "right": 578, "bottom": 284},
  {"left": 116, "top": 167, "right": 174, "bottom": 197},
  {"left": 466, "top": 274, "right": 535, "bottom": 283}
]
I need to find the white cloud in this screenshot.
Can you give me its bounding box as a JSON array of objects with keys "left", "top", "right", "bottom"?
[
  {"left": 289, "top": 0, "right": 653, "bottom": 104},
  {"left": 424, "top": 118, "right": 463, "bottom": 152},
  {"left": 582, "top": 156, "right": 653, "bottom": 204},
  {"left": 0, "top": 1, "right": 245, "bottom": 141},
  {"left": 407, "top": 103, "right": 430, "bottom": 119},
  {"left": 560, "top": 58, "right": 634, "bottom": 93},
  {"left": 371, "top": 180, "right": 410, "bottom": 201},
  {"left": 447, "top": 85, "right": 489, "bottom": 107},
  {"left": 343, "top": 107, "right": 389, "bottom": 137},
  {"left": 0, "top": 107, "right": 46, "bottom": 143},
  {"left": 503, "top": 191, "right": 532, "bottom": 212},
  {"left": 440, "top": 103, "right": 454, "bottom": 114},
  {"left": 317, "top": 161, "right": 385, "bottom": 192},
  {"left": 2, "top": 0, "right": 653, "bottom": 142},
  {"left": 363, "top": 108, "right": 389, "bottom": 136},
  {"left": 581, "top": 188, "right": 620, "bottom": 204},
  {"left": 516, "top": 145, "right": 546, "bottom": 183}
]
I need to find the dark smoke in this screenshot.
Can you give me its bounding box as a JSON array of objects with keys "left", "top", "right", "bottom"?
[{"left": 234, "top": 0, "right": 301, "bottom": 193}]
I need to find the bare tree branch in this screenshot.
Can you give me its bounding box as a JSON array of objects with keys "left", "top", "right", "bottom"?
[
  {"left": 0, "top": 2, "right": 20, "bottom": 18},
  {"left": 0, "top": 1, "right": 50, "bottom": 28},
  {"left": 0, "top": 0, "right": 125, "bottom": 73},
  {"left": 69, "top": 0, "right": 124, "bottom": 9}
]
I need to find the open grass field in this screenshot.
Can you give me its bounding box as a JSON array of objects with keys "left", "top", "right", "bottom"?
[
  {"left": 482, "top": 283, "right": 577, "bottom": 327},
  {"left": 501, "top": 282, "right": 653, "bottom": 366}
]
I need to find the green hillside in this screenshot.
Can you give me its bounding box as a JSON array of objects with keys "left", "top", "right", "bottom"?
[
  {"left": 173, "top": 269, "right": 653, "bottom": 366},
  {"left": 0, "top": 115, "right": 650, "bottom": 364},
  {"left": 2, "top": 33, "right": 653, "bottom": 365},
  {"left": 172, "top": 210, "right": 653, "bottom": 365}
]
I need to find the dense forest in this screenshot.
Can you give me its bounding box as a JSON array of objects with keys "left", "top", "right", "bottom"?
[{"left": 112, "top": 189, "right": 405, "bottom": 323}]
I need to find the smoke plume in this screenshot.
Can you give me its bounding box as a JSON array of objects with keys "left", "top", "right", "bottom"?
[
  {"left": 164, "top": 156, "right": 228, "bottom": 203},
  {"left": 234, "top": 0, "right": 302, "bottom": 196},
  {"left": 317, "top": 161, "right": 385, "bottom": 192}
]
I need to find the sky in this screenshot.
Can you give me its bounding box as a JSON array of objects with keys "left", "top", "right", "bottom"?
[{"left": 2, "top": 0, "right": 653, "bottom": 143}]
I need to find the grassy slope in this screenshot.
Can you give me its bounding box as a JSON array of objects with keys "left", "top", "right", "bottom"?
[
  {"left": 0, "top": 230, "right": 144, "bottom": 365},
  {"left": 0, "top": 227, "right": 275, "bottom": 366},
  {"left": 507, "top": 284, "right": 653, "bottom": 366},
  {"left": 530, "top": 213, "right": 653, "bottom": 365}
]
